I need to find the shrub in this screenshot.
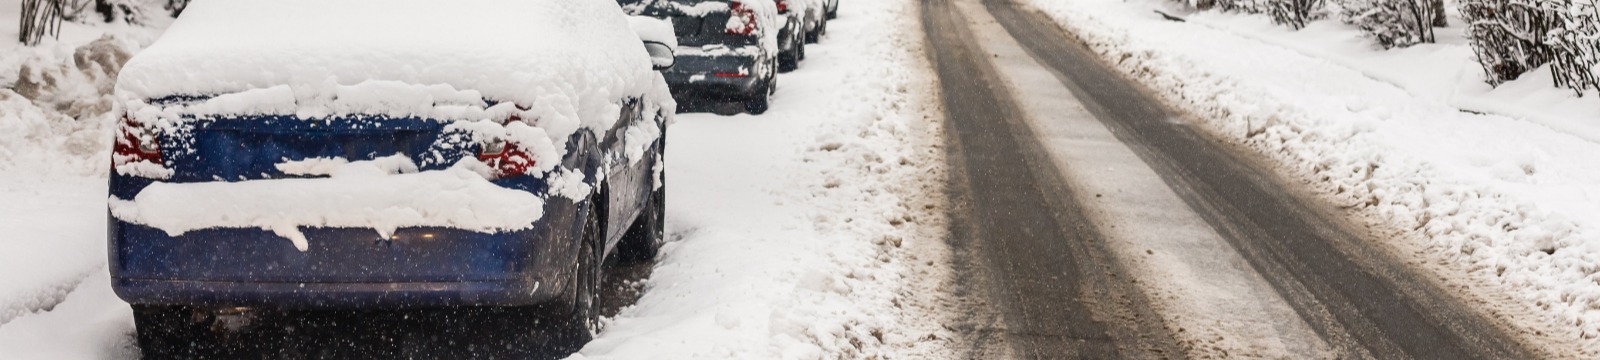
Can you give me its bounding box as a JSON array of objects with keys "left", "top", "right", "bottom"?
[{"left": 1338, "top": 0, "right": 1445, "bottom": 48}]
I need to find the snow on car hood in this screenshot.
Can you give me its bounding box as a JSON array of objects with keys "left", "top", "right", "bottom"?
[{"left": 110, "top": 156, "right": 546, "bottom": 252}]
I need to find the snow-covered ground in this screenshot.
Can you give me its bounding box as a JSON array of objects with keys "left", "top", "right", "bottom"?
[
  {"left": 1023, "top": 0, "right": 1600, "bottom": 355},
  {"left": 0, "top": 0, "right": 952, "bottom": 358},
  {"left": 575, "top": 0, "right": 955, "bottom": 357}
]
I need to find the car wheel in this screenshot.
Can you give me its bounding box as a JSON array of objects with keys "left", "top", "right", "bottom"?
[
  {"left": 554, "top": 197, "right": 603, "bottom": 344},
  {"left": 133, "top": 305, "right": 216, "bottom": 358},
  {"left": 806, "top": 15, "right": 825, "bottom": 44},
  {"left": 745, "top": 93, "right": 771, "bottom": 115},
  {"left": 778, "top": 37, "right": 800, "bottom": 73},
  {"left": 617, "top": 144, "right": 666, "bottom": 265}
]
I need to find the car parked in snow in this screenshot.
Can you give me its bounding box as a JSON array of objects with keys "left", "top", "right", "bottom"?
[
  {"left": 793, "top": 0, "right": 828, "bottom": 45},
  {"left": 107, "top": 0, "right": 674, "bottom": 356},
  {"left": 621, "top": 0, "right": 784, "bottom": 114}
]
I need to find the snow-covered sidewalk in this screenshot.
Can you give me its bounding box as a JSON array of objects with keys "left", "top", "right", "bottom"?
[
  {"left": 1023, "top": 0, "right": 1600, "bottom": 355},
  {"left": 575, "top": 0, "right": 953, "bottom": 357},
  {"left": 0, "top": 0, "right": 952, "bottom": 358}
]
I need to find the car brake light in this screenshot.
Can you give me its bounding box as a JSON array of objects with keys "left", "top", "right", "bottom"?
[
  {"left": 480, "top": 113, "right": 536, "bottom": 179},
  {"left": 726, "top": 0, "right": 758, "bottom": 35},
  {"left": 713, "top": 72, "right": 748, "bottom": 77},
  {"left": 775, "top": 0, "right": 789, "bottom": 13},
  {"left": 113, "top": 115, "right": 163, "bottom": 168},
  {"left": 477, "top": 139, "right": 534, "bottom": 179}
]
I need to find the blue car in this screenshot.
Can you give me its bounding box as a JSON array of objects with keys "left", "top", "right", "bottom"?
[{"left": 107, "top": 0, "right": 675, "bottom": 356}]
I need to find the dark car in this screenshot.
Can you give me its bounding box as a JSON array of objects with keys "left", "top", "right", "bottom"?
[
  {"left": 107, "top": 0, "right": 675, "bottom": 356},
  {"left": 622, "top": 0, "right": 784, "bottom": 114},
  {"left": 793, "top": 0, "right": 828, "bottom": 45}
]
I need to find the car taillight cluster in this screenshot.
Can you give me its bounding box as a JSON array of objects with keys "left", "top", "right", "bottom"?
[
  {"left": 480, "top": 113, "right": 536, "bottom": 179},
  {"left": 775, "top": 0, "right": 789, "bottom": 13},
  {"left": 112, "top": 115, "right": 163, "bottom": 168},
  {"left": 726, "top": 0, "right": 759, "bottom": 35}
]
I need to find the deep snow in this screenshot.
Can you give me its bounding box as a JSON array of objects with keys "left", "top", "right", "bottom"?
[
  {"left": 1024, "top": 0, "right": 1600, "bottom": 355},
  {"left": 0, "top": 0, "right": 954, "bottom": 358}
]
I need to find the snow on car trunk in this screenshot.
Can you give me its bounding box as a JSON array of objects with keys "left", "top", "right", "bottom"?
[
  {"left": 108, "top": 0, "right": 675, "bottom": 249},
  {"left": 116, "top": 0, "right": 672, "bottom": 172},
  {"left": 109, "top": 156, "right": 545, "bottom": 251}
]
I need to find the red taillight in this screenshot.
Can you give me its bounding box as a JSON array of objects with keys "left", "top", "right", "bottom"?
[
  {"left": 726, "top": 0, "right": 758, "bottom": 35},
  {"left": 775, "top": 0, "right": 789, "bottom": 13},
  {"left": 113, "top": 115, "right": 162, "bottom": 167},
  {"left": 477, "top": 140, "right": 534, "bottom": 179},
  {"left": 480, "top": 113, "right": 536, "bottom": 179},
  {"left": 713, "top": 72, "right": 749, "bottom": 77}
]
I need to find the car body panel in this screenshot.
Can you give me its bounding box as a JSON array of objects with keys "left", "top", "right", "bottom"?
[{"left": 109, "top": 99, "right": 666, "bottom": 309}]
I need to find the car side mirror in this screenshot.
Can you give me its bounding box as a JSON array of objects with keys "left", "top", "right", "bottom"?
[{"left": 643, "top": 41, "right": 675, "bottom": 71}]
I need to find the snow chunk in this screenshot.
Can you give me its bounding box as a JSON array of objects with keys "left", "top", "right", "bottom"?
[{"left": 109, "top": 158, "right": 544, "bottom": 252}]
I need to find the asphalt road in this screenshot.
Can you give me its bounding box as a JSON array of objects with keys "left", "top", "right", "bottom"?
[{"left": 924, "top": 0, "right": 1542, "bottom": 358}]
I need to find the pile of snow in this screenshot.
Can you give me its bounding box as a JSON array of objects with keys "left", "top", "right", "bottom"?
[
  {"left": 574, "top": 0, "right": 956, "bottom": 358},
  {"left": 110, "top": 156, "right": 545, "bottom": 252},
  {"left": 110, "top": 0, "right": 678, "bottom": 246},
  {"left": 1024, "top": 0, "right": 1600, "bottom": 354},
  {"left": 1171, "top": 8, "right": 1600, "bottom": 146},
  {"left": 119, "top": 0, "right": 672, "bottom": 175},
  {"left": 118, "top": 0, "right": 664, "bottom": 121}
]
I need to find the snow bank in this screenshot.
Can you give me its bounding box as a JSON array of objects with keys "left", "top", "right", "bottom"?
[
  {"left": 110, "top": 158, "right": 545, "bottom": 252},
  {"left": 0, "top": 178, "right": 111, "bottom": 330},
  {"left": 574, "top": 0, "right": 956, "bottom": 358},
  {"left": 1025, "top": 0, "right": 1600, "bottom": 354},
  {"left": 1172, "top": 10, "right": 1600, "bottom": 145}
]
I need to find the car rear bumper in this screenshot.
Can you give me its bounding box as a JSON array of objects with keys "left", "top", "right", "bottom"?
[
  {"left": 109, "top": 197, "right": 585, "bottom": 309},
  {"left": 112, "top": 277, "right": 565, "bottom": 309}
]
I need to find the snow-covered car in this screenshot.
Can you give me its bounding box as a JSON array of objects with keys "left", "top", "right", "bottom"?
[
  {"left": 106, "top": 0, "right": 674, "bottom": 356},
  {"left": 621, "top": 0, "right": 784, "bottom": 114},
  {"left": 794, "top": 0, "right": 828, "bottom": 44}
]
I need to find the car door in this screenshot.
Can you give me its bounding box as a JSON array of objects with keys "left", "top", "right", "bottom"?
[{"left": 602, "top": 98, "right": 654, "bottom": 253}]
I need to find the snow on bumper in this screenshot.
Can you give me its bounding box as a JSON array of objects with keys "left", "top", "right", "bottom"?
[{"left": 109, "top": 167, "right": 544, "bottom": 251}]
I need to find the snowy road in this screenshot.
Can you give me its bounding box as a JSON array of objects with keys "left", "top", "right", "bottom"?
[{"left": 926, "top": 0, "right": 1542, "bottom": 358}]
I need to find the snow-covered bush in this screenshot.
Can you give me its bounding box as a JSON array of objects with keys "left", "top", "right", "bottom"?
[
  {"left": 1546, "top": 0, "right": 1600, "bottom": 96},
  {"left": 1338, "top": 0, "right": 1443, "bottom": 48},
  {"left": 1210, "top": 0, "right": 1271, "bottom": 14},
  {"left": 18, "top": 0, "right": 66, "bottom": 45},
  {"left": 1267, "top": 0, "right": 1326, "bottom": 29},
  {"left": 91, "top": 0, "right": 161, "bottom": 25},
  {"left": 1460, "top": 0, "right": 1558, "bottom": 86}
]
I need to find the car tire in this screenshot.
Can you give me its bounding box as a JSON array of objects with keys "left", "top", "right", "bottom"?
[
  {"left": 745, "top": 93, "right": 771, "bottom": 115},
  {"left": 553, "top": 196, "right": 604, "bottom": 344},
  {"left": 778, "top": 40, "right": 800, "bottom": 73},
  {"left": 806, "top": 15, "right": 825, "bottom": 44},
  {"left": 617, "top": 143, "right": 666, "bottom": 265},
  {"left": 133, "top": 305, "right": 216, "bottom": 358}
]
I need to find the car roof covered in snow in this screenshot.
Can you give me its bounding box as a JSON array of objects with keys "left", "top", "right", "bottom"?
[{"left": 115, "top": 0, "right": 662, "bottom": 117}]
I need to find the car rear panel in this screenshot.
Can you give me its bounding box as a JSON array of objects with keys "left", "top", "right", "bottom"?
[
  {"left": 625, "top": 0, "right": 768, "bottom": 98},
  {"left": 110, "top": 113, "right": 577, "bottom": 307}
]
